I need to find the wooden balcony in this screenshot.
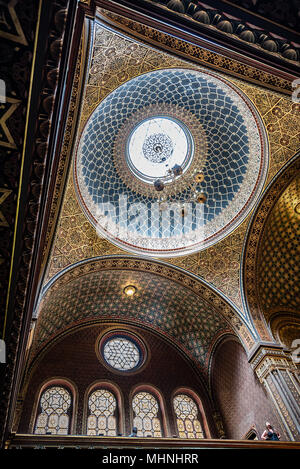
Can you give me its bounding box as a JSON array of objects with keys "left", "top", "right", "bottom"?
[{"left": 5, "top": 434, "right": 300, "bottom": 450}]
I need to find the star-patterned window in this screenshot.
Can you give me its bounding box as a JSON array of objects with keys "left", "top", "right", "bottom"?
[
  {"left": 132, "top": 391, "right": 162, "bottom": 437},
  {"left": 173, "top": 394, "right": 204, "bottom": 439},
  {"left": 87, "top": 389, "right": 117, "bottom": 436},
  {"left": 100, "top": 333, "right": 145, "bottom": 373},
  {"left": 34, "top": 385, "right": 72, "bottom": 435}
]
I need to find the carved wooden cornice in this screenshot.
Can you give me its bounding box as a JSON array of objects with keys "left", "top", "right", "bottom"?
[
  {"left": 96, "top": 3, "right": 296, "bottom": 96},
  {"left": 147, "top": 0, "right": 299, "bottom": 64},
  {"left": 96, "top": 0, "right": 299, "bottom": 78}
]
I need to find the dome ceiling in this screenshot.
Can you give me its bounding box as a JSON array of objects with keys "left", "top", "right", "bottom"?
[
  {"left": 75, "top": 67, "right": 268, "bottom": 257},
  {"left": 44, "top": 22, "right": 300, "bottom": 317}
]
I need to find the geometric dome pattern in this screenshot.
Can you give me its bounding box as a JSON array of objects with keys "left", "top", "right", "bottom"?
[
  {"left": 75, "top": 68, "right": 269, "bottom": 257},
  {"left": 257, "top": 174, "right": 300, "bottom": 317}
]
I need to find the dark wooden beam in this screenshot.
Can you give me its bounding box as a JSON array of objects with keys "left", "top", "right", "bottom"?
[{"left": 95, "top": 0, "right": 299, "bottom": 80}]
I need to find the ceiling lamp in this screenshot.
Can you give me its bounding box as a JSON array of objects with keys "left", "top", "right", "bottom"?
[
  {"left": 124, "top": 285, "right": 137, "bottom": 297},
  {"left": 196, "top": 192, "right": 207, "bottom": 204},
  {"left": 154, "top": 165, "right": 206, "bottom": 215}
]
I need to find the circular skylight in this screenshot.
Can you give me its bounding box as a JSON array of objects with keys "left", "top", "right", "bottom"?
[{"left": 126, "top": 116, "right": 194, "bottom": 184}]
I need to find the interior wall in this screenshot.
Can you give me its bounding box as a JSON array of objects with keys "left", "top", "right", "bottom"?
[
  {"left": 19, "top": 323, "right": 215, "bottom": 437},
  {"left": 211, "top": 338, "right": 287, "bottom": 440}
]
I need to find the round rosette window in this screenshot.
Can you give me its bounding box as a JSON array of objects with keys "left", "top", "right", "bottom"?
[{"left": 98, "top": 331, "right": 147, "bottom": 374}]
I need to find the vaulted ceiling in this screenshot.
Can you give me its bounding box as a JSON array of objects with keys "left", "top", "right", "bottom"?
[
  {"left": 31, "top": 257, "right": 252, "bottom": 376},
  {"left": 1, "top": 0, "right": 299, "bottom": 443},
  {"left": 242, "top": 153, "right": 300, "bottom": 341},
  {"left": 43, "top": 18, "right": 300, "bottom": 325}
]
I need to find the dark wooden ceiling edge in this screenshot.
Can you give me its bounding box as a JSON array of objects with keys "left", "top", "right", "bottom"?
[
  {"left": 37, "top": 18, "right": 93, "bottom": 294},
  {"left": 0, "top": 0, "right": 87, "bottom": 447},
  {"left": 94, "top": 1, "right": 296, "bottom": 96},
  {"left": 220, "top": 0, "right": 300, "bottom": 39},
  {"left": 95, "top": 0, "right": 299, "bottom": 79}
]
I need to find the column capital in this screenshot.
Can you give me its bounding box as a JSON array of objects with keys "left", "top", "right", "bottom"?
[{"left": 249, "top": 344, "right": 296, "bottom": 382}]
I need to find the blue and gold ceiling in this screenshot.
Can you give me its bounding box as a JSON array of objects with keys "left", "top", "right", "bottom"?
[
  {"left": 1, "top": 0, "right": 299, "bottom": 444},
  {"left": 75, "top": 67, "right": 268, "bottom": 257},
  {"left": 36, "top": 17, "right": 300, "bottom": 363},
  {"left": 44, "top": 21, "right": 300, "bottom": 312}
]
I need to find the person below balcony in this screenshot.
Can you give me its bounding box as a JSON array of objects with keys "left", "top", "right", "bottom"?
[{"left": 261, "top": 421, "right": 280, "bottom": 441}]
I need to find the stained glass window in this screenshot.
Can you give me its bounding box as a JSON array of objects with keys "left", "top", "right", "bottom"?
[
  {"left": 34, "top": 386, "right": 72, "bottom": 435},
  {"left": 132, "top": 391, "right": 162, "bottom": 437},
  {"left": 173, "top": 394, "right": 204, "bottom": 439},
  {"left": 87, "top": 389, "right": 117, "bottom": 436},
  {"left": 103, "top": 336, "right": 141, "bottom": 371}
]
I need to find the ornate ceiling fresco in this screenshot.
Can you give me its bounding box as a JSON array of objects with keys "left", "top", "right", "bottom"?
[
  {"left": 43, "top": 20, "right": 300, "bottom": 318},
  {"left": 257, "top": 174, "right": 300, "bottom": 317}
]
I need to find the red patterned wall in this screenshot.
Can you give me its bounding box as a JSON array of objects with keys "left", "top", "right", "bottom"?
[{"left": 211, "top": 339, "right": 287, "bottom": 440}]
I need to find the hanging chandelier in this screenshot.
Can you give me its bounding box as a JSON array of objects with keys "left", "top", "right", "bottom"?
[{"left": 153, "top": 164, "right": 207, "bottom": 216}]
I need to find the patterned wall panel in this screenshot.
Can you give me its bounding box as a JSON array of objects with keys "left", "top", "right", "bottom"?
[{"left": 242, "top": 154, "right": 300, "bottom": 340}]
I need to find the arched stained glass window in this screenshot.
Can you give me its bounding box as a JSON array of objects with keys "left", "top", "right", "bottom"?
[
  {"left": 34, "top": 385, "right": 72, "bottom": 435},
  {"left": 173, "top": 394, "right": 204, "bottom": 439},
  {"left": 132, "top": 391, "right": 162, "bottom": 437},
  {"left": 87, "top": 389, "right": 117, "bottom": 436}
]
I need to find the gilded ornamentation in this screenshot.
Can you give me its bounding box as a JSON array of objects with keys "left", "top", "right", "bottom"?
[
  {"left": 257, "top": 175, "right": 300, "bottom": 315},
  {"left": 250, "top": 346, "right": 300, "bottom": 439},
  {"left": 30, "top": 256, "right": 257, "bottom": 379},
  {"left": 265, "top": 375, "right": 297, "bottom": 438},
  {"left": 112, "top": 103, "right": 207, "bottom": 198},
  {"left": 139, "top": 1, "right": 299, "bottom": 64},
  {"left": 98, "top": 8, "right": 293, "bottom": 94},
  {"left": 0, "top": 0, "right": 28, "bottom": 45},
  {"left": 40, "top": 255, "right": 256, "bottom": 358},
  {"left": 242, "top": 155, "right": 300, "bottom": 340},
  {"left": 45, "top": 22, "right": 300, "bottom": 318},
  {"left": 0, "top": 97, "right": 21, "bottom": 149},
  {"left": 0, "top": 188, "right": 12, "bottom": 227}
]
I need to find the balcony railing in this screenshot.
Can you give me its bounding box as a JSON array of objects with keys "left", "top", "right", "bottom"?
[{"left": 5, "top": 434, "right": 300, "bottom": 450}]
